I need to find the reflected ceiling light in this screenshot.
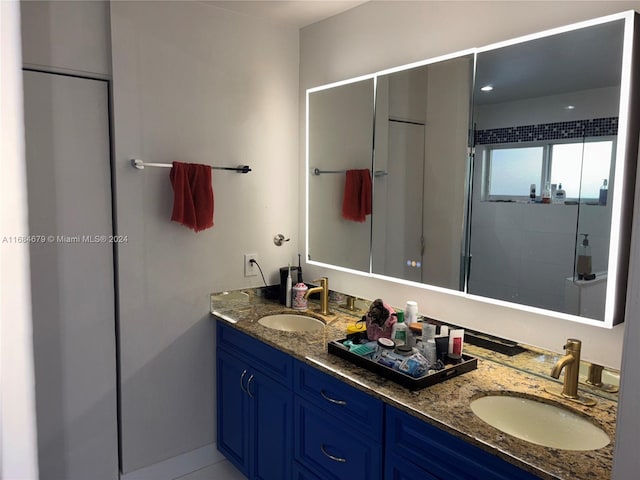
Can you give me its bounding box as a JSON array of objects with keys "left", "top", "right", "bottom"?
[
  {"left": 565, "top": 105, "right": 576, "bottom": 110},
  {"left": 480, "top": 85, "right": 494, "bottom": 92}
]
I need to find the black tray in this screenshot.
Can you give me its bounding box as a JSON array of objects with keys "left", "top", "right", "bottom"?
[{"left": 328, "top": 338, "right": 478, "bottom": 391}]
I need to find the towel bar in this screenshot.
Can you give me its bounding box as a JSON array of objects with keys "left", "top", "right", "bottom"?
[
  {"left": 131, "top": 158, "right": 251, "bottom": 173},
  {"left": 312, "top": 167, "right": 387, "bottom": 177}
]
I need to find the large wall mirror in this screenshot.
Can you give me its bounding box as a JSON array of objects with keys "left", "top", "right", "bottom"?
[
  {"left": 469, "top": 19, "right": 628, "bottom": 323},
  {"left": 307, "top": 76, "right": 375, "bottom": 273},
  {"left": 306, "top": 11, "right": 639, "bottom": 328},
  {"left": 372, "top": 53, "right": 473, "bottom": 290}
]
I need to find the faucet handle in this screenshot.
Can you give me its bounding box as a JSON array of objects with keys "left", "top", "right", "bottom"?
[{"left": 564, "top": 338, "right": 581, "bottom": 352}]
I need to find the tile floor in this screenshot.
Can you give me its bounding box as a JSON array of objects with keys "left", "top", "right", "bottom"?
[{"left": 174, "top": 460, "right": 246, "bottom": 480}]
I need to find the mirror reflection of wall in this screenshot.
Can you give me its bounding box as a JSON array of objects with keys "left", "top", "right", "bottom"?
[
  {"left": 372, "top": 54, "right": 473, "bottom": 289},
  {"left": 468, "top": 20, "right": 624, "bottom": 320},
  {"left": 307, "top": 77, "right": 375, "bottom": 272}
]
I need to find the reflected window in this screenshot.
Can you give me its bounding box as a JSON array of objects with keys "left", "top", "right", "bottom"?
[
  {"left": 550, "top": 140, "right": 613, "bottom": 198},
  {"left": 487, "top": 146, "right": 543, "bottom": 197},
  {"left": 485, "top": 138, "right": 614, "bottom": 201}
]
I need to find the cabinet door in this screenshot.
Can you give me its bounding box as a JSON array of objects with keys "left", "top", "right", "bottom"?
[
  {"left": 295, "top": 398, "right": 382, "bottom": 480},
  {"left": 217, "top": 349, "right": 250, "bottom": 476},
  {"left": 250, "top": 373, "right": 293, "bottom": 480}
]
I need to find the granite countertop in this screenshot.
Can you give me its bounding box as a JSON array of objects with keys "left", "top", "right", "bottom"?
[{"left": 210, "top": 290, "right": 617, "bottom": 480}]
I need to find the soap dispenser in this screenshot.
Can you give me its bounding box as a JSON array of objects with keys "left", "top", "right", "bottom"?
[
  {"left": 599, "top": 179, "right": 608, "bottom": 206},
  {"left": 577, "top": 234, "right": 592, "bottom": 280},
  {"left": 555, "top": 183, "right": 566, "bottom": 203}
]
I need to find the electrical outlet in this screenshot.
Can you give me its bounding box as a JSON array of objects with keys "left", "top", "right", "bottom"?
[{"left": 244, "top": 253, "right": 258, "bottom": 277}]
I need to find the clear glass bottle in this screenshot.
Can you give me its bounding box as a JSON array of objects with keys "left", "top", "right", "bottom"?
[{"left": 542, "top": 182, "right": 552, "bottom": 204}]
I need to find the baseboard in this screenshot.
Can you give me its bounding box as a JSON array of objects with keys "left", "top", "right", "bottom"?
[{"left": 121, "top": 443, "right": 225, "bottom": 480}]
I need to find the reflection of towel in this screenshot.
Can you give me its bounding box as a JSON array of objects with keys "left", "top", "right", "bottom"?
[
  {"left": 342, "top": 169, "right": 372, "bottom": 222},
  {"left": 169, "top": 161, "right": 214, "bottom": 232}
]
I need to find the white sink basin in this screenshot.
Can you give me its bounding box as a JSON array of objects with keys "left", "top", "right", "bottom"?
[
  {"left": 470, "top": 395, "right": 609, "bottom": 451},
  {"left": 258, "top": 314, "right": 325, "bottom": 332}
]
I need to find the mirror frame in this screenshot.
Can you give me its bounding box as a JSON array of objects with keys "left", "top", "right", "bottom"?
[{"left": 305, "top": 11, "right": 639, "bottom": 328}]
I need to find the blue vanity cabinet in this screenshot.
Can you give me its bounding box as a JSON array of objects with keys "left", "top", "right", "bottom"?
[
  {"left": 293, "top": 361, "right": 384, "bottom": 480},
  {"left": 216, "top": 322, "right": 294, "bottom": 480},
  {"left": 385, "top": 406, "right": 541, "bottom": 480},
  {"left": 216, "top": 348, "right": 251, "bottom": 474}
]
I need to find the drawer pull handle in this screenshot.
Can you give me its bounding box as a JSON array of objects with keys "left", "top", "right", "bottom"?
[
  {"left": 320, "top": 390, "right": 347, "bottom": 406},
  {"left": 240, "top": 369, "right": 248, "bottom": 393},
  {"left": 320, "top": 444, "right": 346, "bottom": 463},
  {"left": 247, "top": 374, "right": 255, "bottom": 398}
]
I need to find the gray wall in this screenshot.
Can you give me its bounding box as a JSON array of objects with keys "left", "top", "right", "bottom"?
[
  {"left": 110, "top": 1, "right": 299, "bottom": 472},
  {"left": 21, "top": 0, "right": 300, "bottom": 474},
  {"left": 20, "top": 2, "right": 117, "bottom": 479},
  {"left": 20, "top": 0, "right": 110, "bottom": 76}
]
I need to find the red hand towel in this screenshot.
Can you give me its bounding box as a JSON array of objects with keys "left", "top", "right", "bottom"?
[
  {"left": 342, "top": 169, "right": 372, "bottom": 222},
  {"left": 169, "top": 161, "right": 214, "bottom": 232}
]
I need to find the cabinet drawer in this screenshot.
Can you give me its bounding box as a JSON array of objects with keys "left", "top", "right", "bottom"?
[
  {"left": 385, "top": 451, "right": 439, "bottom": 480},
  {"left": 216, "top": 321, "right": 293, "bottom": 387},
  {"left": 295, "top": 361, "right": 383, "bottom": 437},
  {"left": 295, "top": 398, "right": 382, "bottom": 480},
  {"left": 386, "top": 406, "right": 539, "bottom": 480}
]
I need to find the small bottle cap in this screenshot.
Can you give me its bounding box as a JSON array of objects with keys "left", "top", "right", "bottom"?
[
  {"left": 378, "top": 337, "right": 395, "bottom": 349},
  {"left": 447, "top": 353, "right": 462, "bottom": 364},
  {"left": 395, "top": 344, "right": 413, "bottom": 355},
  {"left": 396, "top": 311, "right": 404, "bottom": 323}
]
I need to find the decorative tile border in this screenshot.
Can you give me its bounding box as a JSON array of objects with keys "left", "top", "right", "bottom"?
[{"left": 475, "top": 117, "right": 618, "bottom": 145}]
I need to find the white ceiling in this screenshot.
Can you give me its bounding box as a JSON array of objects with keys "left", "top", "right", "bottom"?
[
  {"left": 204, "top": 1, "right": 368, "bottom": 28},
  {"left": 475, "top": 19, "right": 624, "bottom": 105}
]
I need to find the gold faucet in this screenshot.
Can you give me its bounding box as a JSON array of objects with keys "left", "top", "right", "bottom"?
[
  {"left": 585, "top": 363, "right": 619, "bottom": 393},
  {"left": 304, "top": 277, "right": 330, "bottom": 315},
  {"left": 586, "top": 363, "right": 604, "bottom": 387},
  {"left": 545, "top": 339, "right": 596, "bottom": 406},
  {"left": 345, "top": 295, "right": 356, "bottom": 311}
]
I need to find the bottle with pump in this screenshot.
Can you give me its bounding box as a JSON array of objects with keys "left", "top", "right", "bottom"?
[
  {"left": 577, "top": 234, "right": 592, "bottom": 280},
  {"left": 391, "top": 311, "right": 409, "bottom": 347},
  {"left": 599, "top": 179, "right": 608, "bottom": 206},
  {"left": 555, "top": 183, "right": 566, "bottom": 204}
]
